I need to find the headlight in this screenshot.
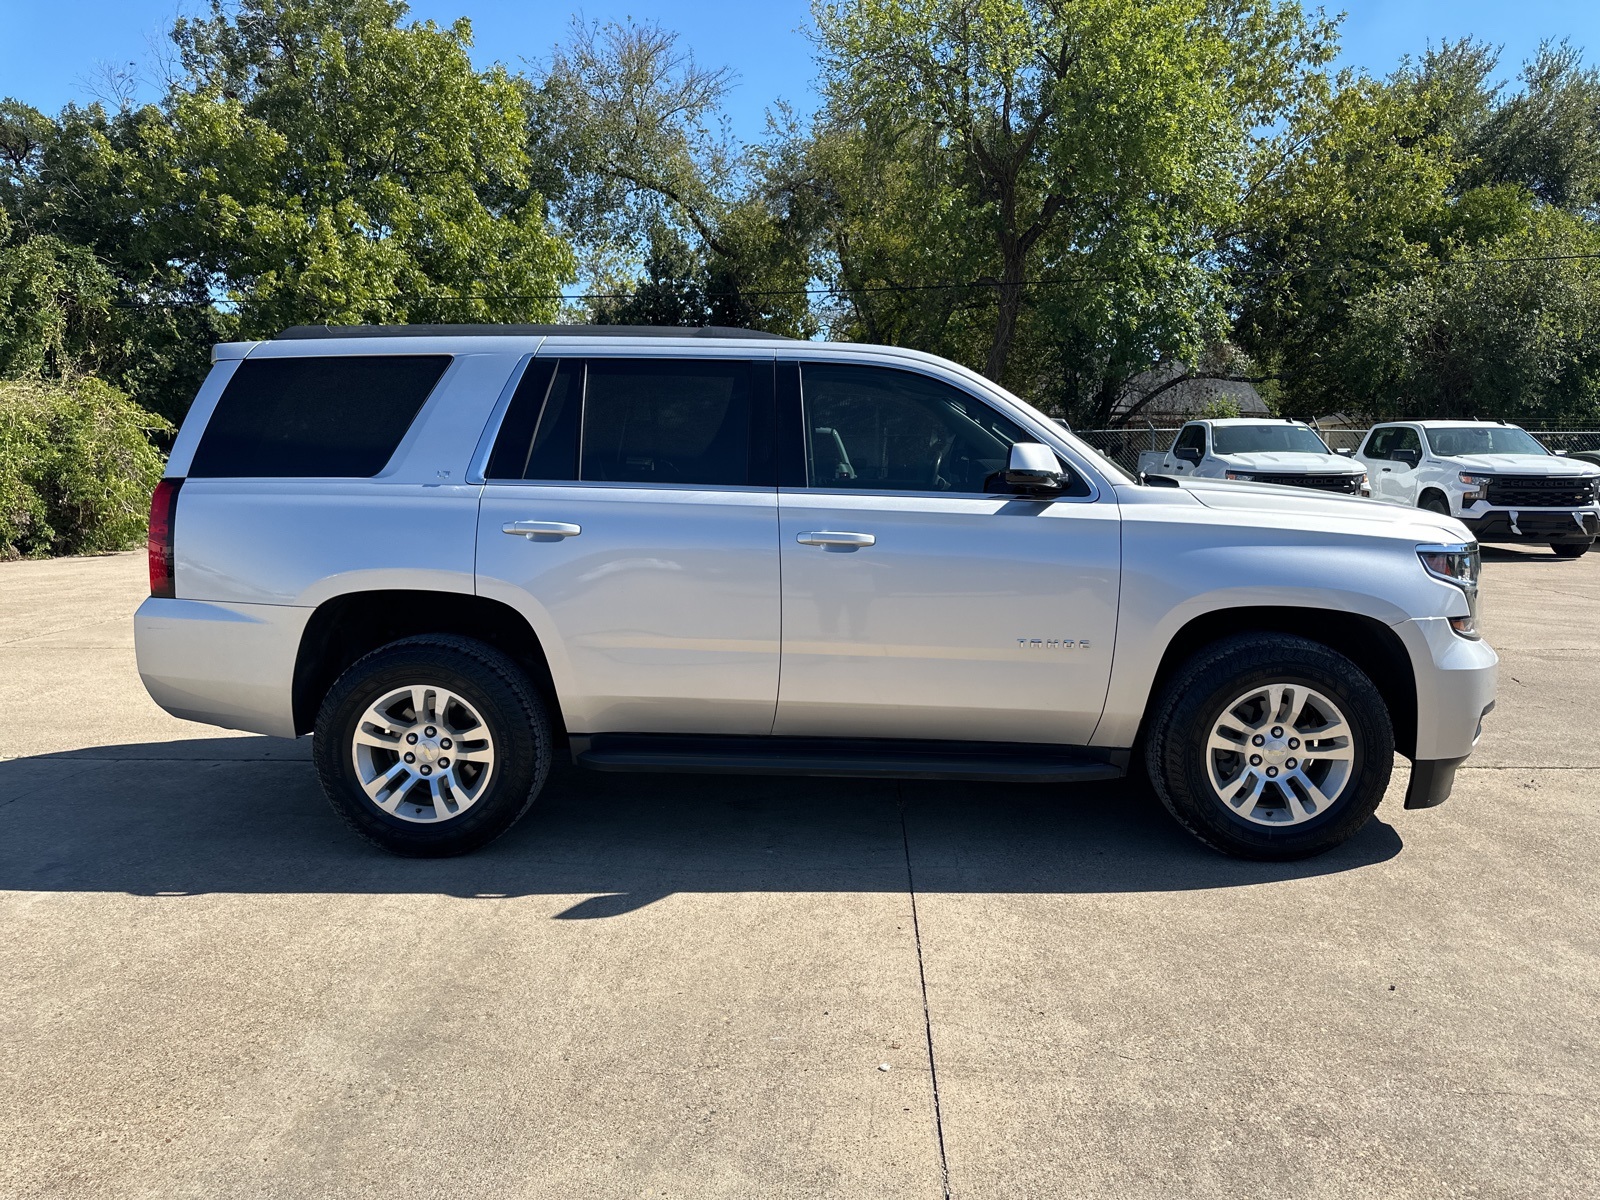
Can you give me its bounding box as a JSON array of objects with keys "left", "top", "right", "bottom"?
[
  {"left": 1458, "top": 472, "right": 1493, "bottom": 504},
  {"left": 1418, "top": 542, "right": 1482, "bottom": 638},
  {"left": 1225, "top": 471, "right": 1254, "bottom": 481}
]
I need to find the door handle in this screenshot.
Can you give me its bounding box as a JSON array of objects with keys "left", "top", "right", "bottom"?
[
  {"left": 1380, "top": 467, "right": 1392, "bottom": 473},
  {"left": 797, "top": 531, "right": 875, "bottom": 548},
  {"left": 502, "top": 520, "right": 581, "bottom": 539}
]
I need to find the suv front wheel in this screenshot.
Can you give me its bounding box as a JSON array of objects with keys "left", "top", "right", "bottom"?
[
  {"left": 1145, "top": 634, "right": 1394, "bottom": 860},
  {"left": 313, "top": 635, "right": 552, "bottom": 856}
]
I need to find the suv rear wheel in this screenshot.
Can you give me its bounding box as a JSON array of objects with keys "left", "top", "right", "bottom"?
[
  {"left": 313, "top": 635, "right": 552, "bottom": 856},
  {"left": 1145, "top": 634, "right": 1394, "bottom": 860}
]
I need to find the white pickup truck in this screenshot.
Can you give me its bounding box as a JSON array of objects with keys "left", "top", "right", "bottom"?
[
  {"left": 1139, "top": 419, "right": 1370, "bottom": 496},
  {"left": 1355, "top": 420, "right": 1599, "bottom": 557}
]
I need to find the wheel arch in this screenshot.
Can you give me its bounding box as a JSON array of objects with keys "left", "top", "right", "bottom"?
[
  {"left": 1139, "top": 606, "right": 1418, "bottom": 759},
  {"left": 292, "top": 590, "right": 564, "bottom": 739},
  {"left": 1417, "top": 486, "right": 1451, "bottom": 512}
]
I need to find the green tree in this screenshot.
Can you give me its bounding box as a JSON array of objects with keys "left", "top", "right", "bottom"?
[
  {"left": 530, "top": 19, "right": 817, "bottom": 336},
  {"left": 807, "top": 0, "right": 1334, "bottom": 416},
  {"left": 6, "top": 0, "right": 574, "bottom": 419},
  {"left": 1234, "top": 39, "right": 1600, "bottom": 421}
]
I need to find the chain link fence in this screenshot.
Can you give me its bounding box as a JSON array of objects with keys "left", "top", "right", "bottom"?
[{"left": 1071, "top": 425, "right": 1600, "bottom": 473}]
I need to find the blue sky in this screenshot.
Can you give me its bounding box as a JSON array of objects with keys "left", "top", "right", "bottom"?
[{"left": 3, "top": 1, "right": 1597, "bottom": 143}]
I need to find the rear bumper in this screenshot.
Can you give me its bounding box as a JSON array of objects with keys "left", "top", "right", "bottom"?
[
  {"left": 134, "top": 597, "right": 309, "bottom": 738},
  {"left": 1462, "top": 507, "right": 1598, "bottom": 544}
]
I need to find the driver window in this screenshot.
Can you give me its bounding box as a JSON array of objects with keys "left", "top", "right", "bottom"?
[
  {"left": 1175, "top": 425, "right": 1206, "bottom": 454},
  {"left": 1363, "top": 427, "right": 1395, "bottom": 459},
  {"left": 798, "top": 363, "right": 1034, "bottom": 493},
  {"left": 1391, "top": 428, "right": 1422, "bottom": 458}
]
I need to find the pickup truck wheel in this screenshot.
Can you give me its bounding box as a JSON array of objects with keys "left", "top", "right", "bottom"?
[
  {"left": 1418, "top": 492, "right": 1451, "bottom": 516},
  {"left": 313, "top": 635, "right": 551, "bottom": 857},
  {"left": 1550, "top": 542, "right": 1590, "bottom": 558},
  {"left": 1146, "top": 634, "right": 1394, "bottom": 861}
]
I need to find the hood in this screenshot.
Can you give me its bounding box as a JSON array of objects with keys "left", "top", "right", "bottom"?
[
  {"left": 1439, "top": 453, "right": 1600, "bottom": 477},
  {"left": 1213, "top": 452, "right": 1363, "bottom": 473},
  {"left": 1177, "top": 476, "right": 1470, "bottom": 541}
]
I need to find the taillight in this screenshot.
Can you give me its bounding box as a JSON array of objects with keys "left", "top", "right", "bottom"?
[{"left": 148, "top": 478, "right": 183, "bottom": 598}]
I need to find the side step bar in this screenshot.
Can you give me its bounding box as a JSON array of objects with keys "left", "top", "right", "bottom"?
[{"left": 569, "top": 734, "right": 1129, "bottom": 784}]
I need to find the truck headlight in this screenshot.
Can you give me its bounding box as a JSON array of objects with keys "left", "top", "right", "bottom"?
[
  {"left": 1357, "top": 472, "right": 1370, "bottom": 497},
  {"left": 1458, "top": 472, "right": 1493, "bottom": 504},
  {"left": 1225, "top": 471, "right": 1254, "bottom": 481},
  {"left": 1418, "top": 543, "right": 1482, "bottom": 638}
]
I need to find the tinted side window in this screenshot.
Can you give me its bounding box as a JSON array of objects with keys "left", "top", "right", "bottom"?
[
  {"left": 1391, "top": 427, "right": 1422, "bottom": 455},
  {"left": 1364, "top": 427, "right": 1395, "bottom": 458},
  {"left": 485, "top": 359, "right": 581, "bottom": 481},
  {"left": 800, "top": 364, "right": 1031, "bottom": 493},
  {"left": 1174, "top": 425, "right": 1206, "bottom": 453},
  {"left": 189, "top": 355, "right": 450, "bottom": 478},
  {"left": 581, "top": 360, "right": 757, "bottom": 486}
]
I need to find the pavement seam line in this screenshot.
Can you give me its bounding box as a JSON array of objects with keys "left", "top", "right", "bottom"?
[{"left": 899, "top": 787, "right": 953, "bottom": 1200}]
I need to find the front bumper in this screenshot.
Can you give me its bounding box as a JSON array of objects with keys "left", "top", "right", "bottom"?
[
  {"left": 1391, "top": 615, "right": 1498, "bottom": 801},
  {"left": 1462, "top": 507, "right": 1598, "bottom": 545}
]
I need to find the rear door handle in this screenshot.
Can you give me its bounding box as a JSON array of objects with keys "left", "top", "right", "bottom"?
[
  {"left": 797, "top": 531, "right": 875, "bottom": 548},
  {"left": 502, "top": 520, "right": 582, "bottom": 539}
]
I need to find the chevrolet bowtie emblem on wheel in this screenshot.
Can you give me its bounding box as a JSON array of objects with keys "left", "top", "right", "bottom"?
[{"left": 1017, "top": 638, "right": 1090, "bottom": 650}]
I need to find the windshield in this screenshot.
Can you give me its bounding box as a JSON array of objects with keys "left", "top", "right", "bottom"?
[
  {"left": 1211, "top": 424, "right": 1331, "bottom": 455},
  {"left": 1425, "top": 426, "right": 1548, "bottom": 457}
]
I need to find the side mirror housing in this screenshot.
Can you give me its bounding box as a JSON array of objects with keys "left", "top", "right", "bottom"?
[
  {"left": 1336, "top": 447, "right": 1353, "bottom": 457},
  {"left": 1392, "top": 448, "right": 1421, "bottom": 468},
  {"left": 1005, "top": 442, "right": 1066, "bottom": 491},
  {"left": 1174, "top": 445, "right": 1202, "bottom": 465}
]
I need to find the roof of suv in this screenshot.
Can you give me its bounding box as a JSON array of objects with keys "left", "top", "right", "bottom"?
[{"left": 274, "top": 323, "right": 795, "bottom": 341}]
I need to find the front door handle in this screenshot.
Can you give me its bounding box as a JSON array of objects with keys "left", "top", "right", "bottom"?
[
  {"left": 797, "top": 531, "right": 875, "bottom": 548},
  {"left": 502, "top": 520, "right": 582, "bottom": 539}
]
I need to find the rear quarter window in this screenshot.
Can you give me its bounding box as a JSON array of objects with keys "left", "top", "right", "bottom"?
[{"left": 188, "top": 355, "right": 452, "bottom": 478}]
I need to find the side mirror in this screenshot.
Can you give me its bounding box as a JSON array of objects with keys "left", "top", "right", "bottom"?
[
  {"left": 1336, "top": 447, "right": 1353, "bottom": 457},
  {"left": 1005, "top": 442, "right": 1066, "bottom": 491},
  {"left": 1392, "top": 448, "right": 1421, "bottom": 468},
  {"left": 1174, "top": 446, "right": 1202, "bottom": 465}
]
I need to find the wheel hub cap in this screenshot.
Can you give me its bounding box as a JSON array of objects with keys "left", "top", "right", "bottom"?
[
  {"left": 1204, "top": 683, "right": 1355, "bottom": 827},
  {"left": 350, "top": 685, "right": 496, "bottom": 824}
]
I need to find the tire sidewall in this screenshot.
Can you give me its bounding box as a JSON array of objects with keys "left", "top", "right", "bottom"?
[{"left": 314, "top": 639, "right": 547, "bottom": 857}]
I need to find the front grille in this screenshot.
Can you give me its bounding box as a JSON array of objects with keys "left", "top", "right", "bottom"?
[
  {"left": 1484, "top": 476, "right": 1595, "bottom": 508},
  {"left": 1251, "top": 473, "right": 1363, "bottom": 494}
]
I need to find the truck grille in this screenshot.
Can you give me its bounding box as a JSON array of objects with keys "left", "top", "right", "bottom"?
[
  {"left": 1484, "top": 476, "right": 1596, "bottom": 508},
  {"left": 1251, "top": 473, "right": 1364, "bottom": 494}
]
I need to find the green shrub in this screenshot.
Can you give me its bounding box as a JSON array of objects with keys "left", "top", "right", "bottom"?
[{"left": 0, "top": 377, "right": 171, "bottom": 559}]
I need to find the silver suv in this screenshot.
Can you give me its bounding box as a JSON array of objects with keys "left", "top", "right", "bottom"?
[{"left": 136, "top": 325, "right": 1498, "bottom": 861}]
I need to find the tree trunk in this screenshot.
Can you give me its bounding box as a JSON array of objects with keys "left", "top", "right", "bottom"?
[{"left": 984, "top": 251, "right": 1025, "bottom": 382}]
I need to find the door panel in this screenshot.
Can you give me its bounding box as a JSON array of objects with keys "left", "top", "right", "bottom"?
[
  {"left": 477, "top": 484, "right": 780, "bottom": 735},
  {"left": 774, "top": 490, "right": 1121, "bottom": 744}
]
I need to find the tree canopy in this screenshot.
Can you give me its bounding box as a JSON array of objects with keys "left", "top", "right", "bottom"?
[{"left": 1, "top": 0, "right": 1598, "bottom": 430}]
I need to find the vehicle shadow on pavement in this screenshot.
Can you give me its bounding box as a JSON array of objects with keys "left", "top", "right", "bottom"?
[{"left": 0, "top": 737, "right": 1402, "bottom": 912}]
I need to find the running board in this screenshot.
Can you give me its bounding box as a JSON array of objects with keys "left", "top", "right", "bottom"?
[{"left": 569, "top": 734, "right": 1128, "bottom": 784}]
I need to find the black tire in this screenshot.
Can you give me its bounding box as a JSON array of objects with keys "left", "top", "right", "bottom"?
[
  {"left": 1418, "top": 492, "right": 1451, "bottom": 516},
  {"left": 1551, "top": 542, "right": 1590, "bottom": 558},
  {"left": 1144, "top": 633, "right": 1394, "bottom": 861},
  {"left": 313, "top": 635, "right": 552, "bottom": 857}
]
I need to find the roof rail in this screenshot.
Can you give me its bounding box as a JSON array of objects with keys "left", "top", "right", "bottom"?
[{"left": 273, "top": 323, "right": 796, "bottom": 341}]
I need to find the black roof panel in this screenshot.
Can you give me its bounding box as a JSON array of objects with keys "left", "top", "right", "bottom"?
[{"left": 274, "top": 323, "right": 794, "bottom": 341}]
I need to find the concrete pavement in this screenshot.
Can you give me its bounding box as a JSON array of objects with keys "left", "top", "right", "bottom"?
[{"left": 1, "top": 549, "right": 1596, "bottom": 1198}]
